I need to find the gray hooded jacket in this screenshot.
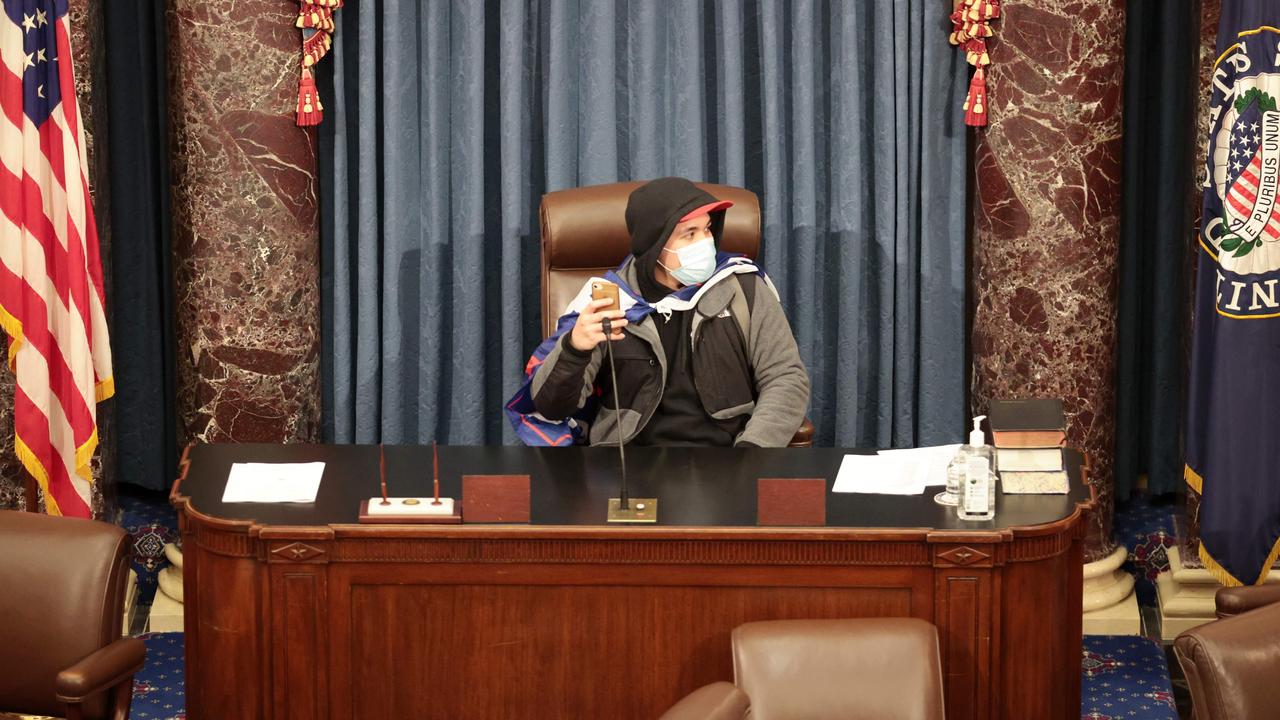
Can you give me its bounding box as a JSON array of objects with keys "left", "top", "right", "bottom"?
[{"left": 531, "top": 257, "right": 810, "bottom": 447}]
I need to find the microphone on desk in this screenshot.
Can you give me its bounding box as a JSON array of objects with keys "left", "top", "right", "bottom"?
[
  {"left": 603, "top": 317, "right": 628, "bottom": 509},
  {"left": 602, "top": 316, "right": 656, "bottom": 523}
]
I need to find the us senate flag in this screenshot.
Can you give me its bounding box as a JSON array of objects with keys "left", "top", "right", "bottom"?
[
  {"left": 1186, "top": 0, "right": 1280, "bottom": 585},
  {"left": 0, "top": 0, "right": 113, "bottom": 517}
]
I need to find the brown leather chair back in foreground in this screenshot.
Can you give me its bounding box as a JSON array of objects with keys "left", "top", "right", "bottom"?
[
  {"left": 1174, "top": 584, "right": 1280, "bottom": 720},
  {"left": 658, "top": 682, "right": 750, "bottom": 720},
  {"left": 538, "top": 181, "right": 813, "bottom": 447},
  {"left": 732, "top": 618, "right": 945, "bottom": 720},
  {"left": 0, "top": 510, "right": 146, "bottom": 720}
]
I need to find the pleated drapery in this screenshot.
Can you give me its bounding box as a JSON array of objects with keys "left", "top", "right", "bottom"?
[{"left": 319, "top": 1, "right": 968, "bottom": 447}]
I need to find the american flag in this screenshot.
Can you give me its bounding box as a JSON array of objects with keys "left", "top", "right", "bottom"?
[
  {"left": 1224, "top": 99, "right": 1280, "bottom": 241},
  {"left": 0, "top": 0, "right": 112, "bottom": 517}
]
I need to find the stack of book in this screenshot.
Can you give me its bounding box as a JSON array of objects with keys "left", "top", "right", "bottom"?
[{"left": 988, "top": 398, "right": 1068, "bottom": 494}]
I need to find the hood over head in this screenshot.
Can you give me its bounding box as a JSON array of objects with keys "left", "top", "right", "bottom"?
[{"left": 624, "top": 177, "right": 732, "bottom": 301}]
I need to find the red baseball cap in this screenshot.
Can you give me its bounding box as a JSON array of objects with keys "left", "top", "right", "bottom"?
[{"left": 679, "top": 200, "right": 733, "bottom": 221}]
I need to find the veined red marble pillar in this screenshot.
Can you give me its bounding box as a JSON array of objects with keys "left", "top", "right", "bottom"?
[
  {"left": 167, "top": 1, "right": 321, "bottom": 444},
  {"left": 970, "top": 1, "right": 1126, "bottom": 562}
]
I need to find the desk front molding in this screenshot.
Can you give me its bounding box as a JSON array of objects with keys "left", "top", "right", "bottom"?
[
  {"left": 171, "top": 445, "right": 1092, "bottom": 720},
  {"left": 178, "top": 512, "right": 1087, "bottom": 569}
]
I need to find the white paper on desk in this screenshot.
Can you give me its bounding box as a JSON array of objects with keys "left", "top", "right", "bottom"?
[
  {"left": 877, "top": 444, "right": 963, "bottom": 487},
  {"left": 831, "top": 444, "right": 962, "bottom": 495},
  {"left": 221, "top": 462, "right": 325, "bottom": 503}
]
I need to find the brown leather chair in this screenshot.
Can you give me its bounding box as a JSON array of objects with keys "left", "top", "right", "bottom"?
[
  {"left": 662, "top": 618, "right": 945, "bottom": 720},
  {"left": 539, "top": 180, "right": 814, "bottom": 447},
  {"left": 0, "top": 510, "right": 146, "bottom": 720},
  {"left": 659, "top": 682, "right": 750, "bottom": 720},
  {"left": 1174, "top": 584, "right": 1280, "bottom": 720},
  {"left": 733, "top": 618, "right": 945, "bottom": 720}
]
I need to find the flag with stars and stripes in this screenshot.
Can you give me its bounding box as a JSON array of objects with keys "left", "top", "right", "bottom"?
[{"left": 0, "top": 0, "right": 113, "bottom": 517}]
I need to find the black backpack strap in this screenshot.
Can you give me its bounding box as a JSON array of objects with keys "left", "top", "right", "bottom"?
[
  {"left": 730, "top": 273, "right": 758, "bottom": 348},
  {"left": 737, "top": 271, "right": 758, "bottom": 308}
]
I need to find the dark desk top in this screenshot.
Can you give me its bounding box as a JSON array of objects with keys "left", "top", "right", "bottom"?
[{"left": 173, "top": 444, "right": 1091, "bottom": 532}]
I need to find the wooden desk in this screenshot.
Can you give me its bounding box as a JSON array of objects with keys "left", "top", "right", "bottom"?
[{"left": 172, "top": 444, "right": 1093, "bottom": 720}]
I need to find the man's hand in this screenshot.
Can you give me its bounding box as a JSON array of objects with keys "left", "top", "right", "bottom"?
[{"left": 569, "top": 298, "right": 628, "bottom": 352}]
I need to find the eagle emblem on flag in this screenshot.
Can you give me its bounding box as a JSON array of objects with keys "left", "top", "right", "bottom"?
[
  {"left": 1203, "top": 34, "right": 1280, "bottom": 315},
  {"left": 1217, "top": 88, "right": 1279, "bottom": 260}
]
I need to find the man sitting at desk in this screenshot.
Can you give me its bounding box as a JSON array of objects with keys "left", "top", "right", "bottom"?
[{"left": 506, "top": 177, "right": 809, "bottom": 448}]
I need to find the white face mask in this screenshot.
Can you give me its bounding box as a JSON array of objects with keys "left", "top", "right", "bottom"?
[{"left": 659, "top": 238, "right": 716, "bottom": 285}]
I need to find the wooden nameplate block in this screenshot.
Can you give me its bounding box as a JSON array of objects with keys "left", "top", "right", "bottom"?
[
  {"left": 462, "top": 474, "right": 530, "bottom": 523},
  {"left": 359, "top": 497, "right": 461, "bottom": 524},
  {"left": 757, "top": 478, "right": 827, "bottom": 527}
]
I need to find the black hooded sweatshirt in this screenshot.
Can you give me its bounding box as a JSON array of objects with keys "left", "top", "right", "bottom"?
[{"left": 619, "top": 177, "right": 736, "bottom": 446}]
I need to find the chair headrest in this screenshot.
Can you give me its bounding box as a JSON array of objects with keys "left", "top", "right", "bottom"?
[{"left": 540, "top": 181, "right": 761, "bottom": 270}]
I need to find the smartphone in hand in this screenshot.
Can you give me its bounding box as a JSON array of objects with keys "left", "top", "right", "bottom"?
[{"left": 590, "top": 280, "right": 620, "bottom": 313}]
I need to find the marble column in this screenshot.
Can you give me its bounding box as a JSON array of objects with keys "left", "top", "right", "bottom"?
[
  {"left": 0, "top": 0, "right": 114, "bottom": 517},
  {"left": 0, "top": 388, "right": 21, "bottom": 511},
  {"left": 167, "top": 0, "right": 321, "bottom": 445},
  {"left": 970, "top": 1, "right": 1126, "bottom": 563},
  {"left": 0, "top": 374, "right": 23, "bottom": 511}
]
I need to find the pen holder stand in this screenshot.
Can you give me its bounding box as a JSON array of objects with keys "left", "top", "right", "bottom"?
[{"left": 359, "top": 497, "right": 461, "bottom": 524}]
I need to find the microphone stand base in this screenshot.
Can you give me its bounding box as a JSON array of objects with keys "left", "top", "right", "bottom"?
[{"left": 606, "top": 498, "right": 658, "bottom": 523}]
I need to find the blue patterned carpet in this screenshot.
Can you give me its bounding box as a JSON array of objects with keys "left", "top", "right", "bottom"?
[
  {"left": 1085, "top": 491, "right": 1185, "bottom": 719},
  {"left": 130, "top": 633, "right": 185, "bottom": 720},
  {"left": 1114, "top": 493, "right": 1179, "bottom": 609},
  {"left": 1082, "top": 635, "right": 1178, "bottom": 719},
  {"left": 119, "top": 487, "right": 179, "bottom": 608},
  {"left": 115, "top": 489, "right": 1186, "bottom": 718}
]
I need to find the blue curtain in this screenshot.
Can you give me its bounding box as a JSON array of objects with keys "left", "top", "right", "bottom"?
[
  {"left": 103, "top": 0, "right": 177, "bottom": 489},
  {"left": 1114, "top": 0, "right": 1196, "bottom": 501},
  {"left": 319, "top": 0, "right": 968, "bottom": 448}
]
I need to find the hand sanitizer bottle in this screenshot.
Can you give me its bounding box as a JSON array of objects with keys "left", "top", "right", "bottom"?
[
  {"left": 937, "top": 415, "right": 992, "bottom": 507},
  {"left": 956, "top": 416, "right": 996, "bottom": 521}
]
